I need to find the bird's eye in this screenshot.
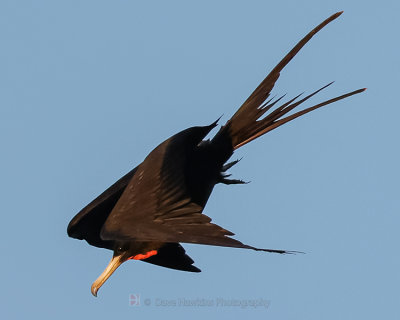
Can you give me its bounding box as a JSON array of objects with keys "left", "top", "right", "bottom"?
[{"left": 115, "top": 245, "right": 126, "bottom": 253}]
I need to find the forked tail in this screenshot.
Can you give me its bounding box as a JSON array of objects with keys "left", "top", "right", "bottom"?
[{"left": 212, "top": 11, "right": 365, "bottom": 158}]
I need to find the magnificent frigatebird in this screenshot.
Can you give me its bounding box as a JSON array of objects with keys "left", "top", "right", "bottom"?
[{"left": 67, "top": 11, "right": 365, "bottom": 296}]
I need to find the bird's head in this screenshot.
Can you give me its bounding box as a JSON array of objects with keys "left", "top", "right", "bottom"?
[{"left": 91, "top": 241, "right": 159, "bottom": 297}]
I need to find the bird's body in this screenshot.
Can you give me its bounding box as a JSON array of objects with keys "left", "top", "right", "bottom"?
[{"left": 67, "top": 12, "right": 365, "bottom": 296}]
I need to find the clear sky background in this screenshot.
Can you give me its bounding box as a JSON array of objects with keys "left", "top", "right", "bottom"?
[{"left": 1, "top": 1, "right": 399, "bottom": 319}]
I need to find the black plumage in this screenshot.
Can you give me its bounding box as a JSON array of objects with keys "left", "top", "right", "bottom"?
[{"left": 67, "top": 12, "right": 365, "bottom": 296}]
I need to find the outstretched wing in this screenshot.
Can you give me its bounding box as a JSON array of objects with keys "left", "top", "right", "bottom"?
[
  {"left": 142, "top": 243, "right": 201, "bottom": 272},
  {"left": 67, "top": 167, "right": 138, "bottom": 249},
  {"left": 212, "top": 11, "right": 364, "bottom": 151},
  {"left": 99, "top": 126, "right": 234, "bottom": 245},
  {"left": 100, "top": 126, "right": 287, "bottom": 253}
]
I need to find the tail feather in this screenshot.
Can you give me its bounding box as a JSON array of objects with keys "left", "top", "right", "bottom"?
[{"left": 212, "top": 11, "right": 365, "bottom": 154}]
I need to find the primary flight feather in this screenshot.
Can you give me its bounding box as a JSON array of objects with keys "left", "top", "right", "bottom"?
[{"left": 67, "top": 11, "right": 365, "bottom": 297}]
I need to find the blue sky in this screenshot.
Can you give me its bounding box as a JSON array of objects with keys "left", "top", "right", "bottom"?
[{"left": 1, "top": 1, "right": 399, "bottom": 319}]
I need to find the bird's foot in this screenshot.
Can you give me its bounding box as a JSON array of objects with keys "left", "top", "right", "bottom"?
[
  {"left": 220, "top": 178, "right": 248, "bottom": 185},
  {"left": 221, "top": 158, "right": 242, "bottom": 172}
]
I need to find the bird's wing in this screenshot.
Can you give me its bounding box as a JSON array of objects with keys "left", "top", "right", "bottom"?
[
  {"left": 211, "top": 11, "right": 364, "bottom": 151},
  {"left": 67, "top": 166, "right": 138, "bottom": 249},
  {"left": 100, "top": 132, "right": 232, "bottom": 244},
  {"left": 100, "top": 131, "right": 287, "bottom": 253},
  {"left": 142, "top": 243, "right": 201, "bottom": 272}
]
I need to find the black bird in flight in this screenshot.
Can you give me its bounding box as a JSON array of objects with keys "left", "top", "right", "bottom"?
[{"left": 68, "top": 11, "right": 365, "bottom": 296}]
